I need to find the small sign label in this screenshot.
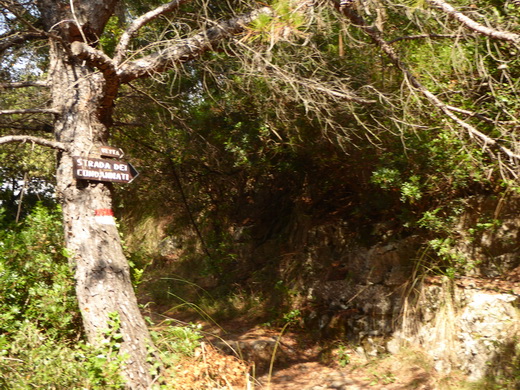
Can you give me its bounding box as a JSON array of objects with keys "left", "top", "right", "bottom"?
[
  {"left": 98, "top": 146, "right": 124, "bottom": 159},
  {"left": 73, "top": 156, "right": 139, "bottom": 183}
]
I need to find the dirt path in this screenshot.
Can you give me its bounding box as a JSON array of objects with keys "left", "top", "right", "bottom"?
[
  {"left": 202, "top": 322, "right": 440, "bottom": 390},
  {"left": 146, "top": 308, "right": 453, "bottom": 389},
  {"left": 256, "top": 358, "right": 436, "bottom": 390}
]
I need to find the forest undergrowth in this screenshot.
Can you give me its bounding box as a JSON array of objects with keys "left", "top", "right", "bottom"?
[
  {"left": 0, "top": 204, "right": 250, "bottom": 389},
  {"left": 1, "top": 202, "right": 519, "bottom": 389}
]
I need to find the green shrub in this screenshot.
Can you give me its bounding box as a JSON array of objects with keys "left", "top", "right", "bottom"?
[
  {"left": 0, "top": 203, "right": 80, "bottom": 339},
  {"left": 0, "top": 204, "right": 125, "bottom": 388}
]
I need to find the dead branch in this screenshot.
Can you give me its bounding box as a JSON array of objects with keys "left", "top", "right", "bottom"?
[
  {"left": 113, "top": 0, "right": 192, "bottom": 64},
  {"left": 0, "top": 135, "right": 68, "bottom": 151},
  {"left": 0, "top": 108, "right": 60, "bottom": 115},
  {"left": 421, "top": 88, "right": 520, "bottom": 165},
  {"left": 387, "top": 33, "right": 463, "bottom": 44},
  {"left": 0, "top": 123, "right": 53, "bottom": 132},
  {"left": 334, "top": 2, "right": 520, "bottom": 171},
  {"left": 301, "top": 79, "right": 376, "bottom": 104},
  {"left": 0, "top": 31, "right": 46, "bottom": 54},
  {"left": 118, "top": 7, "right": 273, "bottom": 83},
  {"left": 426, "top": 0, "right": 520, "bottom": 43},
  {"left": 0, "top": 81, "right": 49, "bottom": 89},
  {"left": 445, "top": 105, "right": 501, "bottom": 125},
  {"left": 112, "top": 121, "right": 142, "bottom": 127},
  {"left": 233, "top": 39, "right": 375, "bottom": 105}
]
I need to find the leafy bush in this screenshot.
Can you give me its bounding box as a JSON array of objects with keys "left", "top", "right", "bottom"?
[{"left": 0, "top": 322, "right": 89, "bottom": 389}]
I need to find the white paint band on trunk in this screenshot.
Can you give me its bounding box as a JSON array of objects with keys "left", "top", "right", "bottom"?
[{"left": 94, "top": 215, "right": 116, "bottom": 225}]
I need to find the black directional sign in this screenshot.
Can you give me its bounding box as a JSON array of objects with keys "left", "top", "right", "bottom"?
[{"left": 73, "top": 156, "right": 139, "bottom": 183}]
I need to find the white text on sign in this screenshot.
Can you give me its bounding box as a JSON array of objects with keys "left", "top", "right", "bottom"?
[{"left": 72, "top": 156, "right": 138, "bottom": 183}]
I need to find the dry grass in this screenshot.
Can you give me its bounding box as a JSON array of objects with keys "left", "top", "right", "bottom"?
[{"left": 162, "top": 342, "right": 254, "bottom": 389}]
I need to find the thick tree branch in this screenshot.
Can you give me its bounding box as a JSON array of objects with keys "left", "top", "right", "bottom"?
[
  {"left": 73, "top": 6, "right": 272, "bottom": 121},
  {"left": 0, "top": 108, "right": 60, "bottom": 115},
  {"left": 0, "top": 81, "right": 49, "bottom": 88},
  {"left": 335, "top": 3, "right": 520, "bottom": 169},
  {"left": 113, "top": 0, "right": 192, "bottom": 64},
  {"left": 71, "top": 41, "right": 117, "bottom": 76},
  {"left": 70, "top": 41, "right": 120, "bottom": 123},
  {"left": 0, "top": 135, "right": 68, "bottom": 151},
  {"left": 118, "top": 7, "right": 273, "bottom": 83},
  {"left": 426, "top": 0, "right": 520, "bottom": 43}
]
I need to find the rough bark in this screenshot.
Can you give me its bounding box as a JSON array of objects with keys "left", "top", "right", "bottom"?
[
  {"left": 33, "top": 0, "right": 155, "bottom": 387},
  {"left": 36, "top": 0, "right": 119, "bottom": 43},
  {"left": 70, "top": 41, "right": 119, "bottom": 124}
]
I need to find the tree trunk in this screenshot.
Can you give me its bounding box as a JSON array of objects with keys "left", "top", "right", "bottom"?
[{"left": 49, "top": 40, "right": 154, "bottom": 389}]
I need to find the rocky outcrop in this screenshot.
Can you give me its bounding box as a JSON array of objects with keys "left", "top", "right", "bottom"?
[
  {"left": 303, "top": 233, "right": 418, "bottom": 341},
  {"left": 299, "top": 196, "right": 520, "bottom": 381},
  {"left": 308, "top": 254, "right": 519, "bottom": 381},
  {"left": 395, "top": 278, "right": 519, "bottom": 380}
]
